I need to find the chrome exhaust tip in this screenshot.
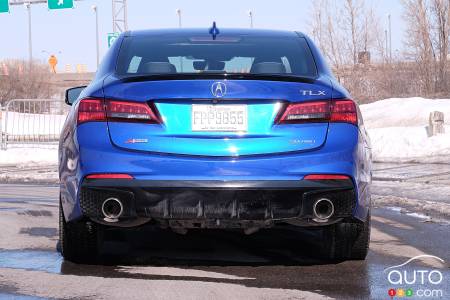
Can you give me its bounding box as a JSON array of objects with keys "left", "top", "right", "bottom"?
[
  {"left": 101, "top": 197, "right": 123, "bottom": 223},
  {"left": 313, "top": 198, "right": 334, "bottom": 222}
]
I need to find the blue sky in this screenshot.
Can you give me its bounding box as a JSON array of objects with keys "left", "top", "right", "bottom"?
[{"left": 0, "top": 0, "right": 405, "bottom": 71}]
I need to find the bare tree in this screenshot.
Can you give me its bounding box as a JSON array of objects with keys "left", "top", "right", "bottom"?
[
  {"left": 311, "top": 0, "right": 347, "bottom": 73},
  {"left": 342, "top": 0, "right": 364, "bottom": 65},
  {"left": 0, "top": 60, "right": 55, "bottom": 105},
  {"left": 403, "top": 0, "right": 450, "bottom": 94},
  {"left": 430, "top": 0, "right": 450, "bottom": 91},
  {"left": 403, "top": 0, "right": 435, "bottom": 93},
  {"left": 311, "top": 0, "right": 381, "bottom": 65},
  {"left": 310, "top": 0, "right": 384, "bottom": 102},
  {"left": 309, "top": 0, "right": 450, "bottom": 102}
]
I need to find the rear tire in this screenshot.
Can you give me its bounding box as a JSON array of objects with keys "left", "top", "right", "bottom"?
[
  {"left": 322, "top": 211, "right": 371, "bottom": 261},
  {"left": 59, "top": 199, "right": 103, "bottom": 264}
]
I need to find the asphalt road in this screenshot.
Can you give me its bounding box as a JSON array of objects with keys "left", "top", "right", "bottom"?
[{"left": 0, "top": 184, "right": 449, "bottom": 300}]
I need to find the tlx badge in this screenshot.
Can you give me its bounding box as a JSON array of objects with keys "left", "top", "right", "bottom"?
[{"left": 300, "top": 90, "right": 326, "bottom": 96}]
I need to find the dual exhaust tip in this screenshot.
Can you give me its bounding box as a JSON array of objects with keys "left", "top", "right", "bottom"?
[
  {"left": 101, "top": 197, "right": 335, "bottom": 223},
  {"left": 102, "top": 197, "right": 123, "bottom": 222},
  {"left": 313, "top": 198, "right": 335, "bottom": 222}
]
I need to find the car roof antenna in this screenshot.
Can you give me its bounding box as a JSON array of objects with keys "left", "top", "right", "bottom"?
[{"left": 209, "top": 21, "right": 220, "bottom": 40}]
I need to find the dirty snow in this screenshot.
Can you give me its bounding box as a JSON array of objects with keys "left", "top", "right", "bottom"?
[
  {"left": 373, "top": 195, "right": 450, "bottom": 221},
  {"left": 360, "top": 97, "right": 450, "bottom": 163}
]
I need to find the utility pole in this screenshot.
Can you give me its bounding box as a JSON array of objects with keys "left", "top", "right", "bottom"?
[
  {"left": 112, "top": 0, "right": 128, "bottom": 33},
  {"left": 248, "top": 10, "right": 253, "bottom": 28},
  {"left": 92, "top": 5, "right": 100, "bottom": 68}
]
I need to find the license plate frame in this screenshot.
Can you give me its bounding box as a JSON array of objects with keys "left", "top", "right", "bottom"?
[{"left": 191, "top": 104, "right": 248, "bottom": 132}]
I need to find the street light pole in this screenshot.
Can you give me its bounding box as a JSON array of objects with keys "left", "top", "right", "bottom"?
[
  {"left": 24, "top": 2, "right": 32, "bottom": 69},
  {"left": 176, "top": 8, "right": 181, "bottom": 28},
  {"left": 248, "top": 10, "right": 253, "bottom": 28},
  {"left": 175, "top": 9, "right": 182, "bottom": 72},
  {"left": 92, "top": 5, "right": 100, "bottom": 68}
]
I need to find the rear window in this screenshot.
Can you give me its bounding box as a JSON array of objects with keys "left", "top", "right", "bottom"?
[{"left": 116, "top": 34, "right": 317, "bottom": 77}]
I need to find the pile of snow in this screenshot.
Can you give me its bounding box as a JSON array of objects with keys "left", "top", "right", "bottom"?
[
  {"left": 0, "top": 145, "right": 58, "bottom": 166},
  {"left": 361, "top": 98, "right": 450, "bottom": 163}
]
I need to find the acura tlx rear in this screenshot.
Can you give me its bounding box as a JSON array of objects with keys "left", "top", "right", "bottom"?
[{"left": 59, "top": 28, "right": 372, "bottom": 263}]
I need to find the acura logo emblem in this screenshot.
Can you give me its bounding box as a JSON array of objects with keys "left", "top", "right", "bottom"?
[{"left": 211, "top": 82, "right": 227, "bottom": 98}]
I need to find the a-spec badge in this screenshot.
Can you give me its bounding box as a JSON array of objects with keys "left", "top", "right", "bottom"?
[
  {"left": 211, "top": 82, "right": 227, "bottom": 98},
  {"left": 125, "top": 138, "right": 148, "bottom": 144}
]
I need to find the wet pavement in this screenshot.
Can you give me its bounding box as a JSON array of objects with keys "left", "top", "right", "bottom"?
[{"left": 0, "top": 184, "right": 449, "bottom": 300}]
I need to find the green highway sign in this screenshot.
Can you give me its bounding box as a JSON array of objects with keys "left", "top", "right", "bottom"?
[
  {"left": 0, "top": 0, "right": 9, "bottom": 14},
  {"left": 48, "top": 0, "right": 74, "bottom": 10},
  {"left": 108, "top": 33, "right": 120, "bottom": 48}
]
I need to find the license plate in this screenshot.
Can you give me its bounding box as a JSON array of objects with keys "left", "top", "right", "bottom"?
[{"left": 191, "top": 104, "right": 248, "bottom": 132}]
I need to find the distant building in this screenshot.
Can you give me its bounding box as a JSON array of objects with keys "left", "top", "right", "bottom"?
[{"left": 358, "top": 51, "right": 371, "bottom": 65}]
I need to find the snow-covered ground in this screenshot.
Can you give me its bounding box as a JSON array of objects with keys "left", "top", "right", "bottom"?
[
  {"left": 361, "top": 97, "right": 450, "bottom": 163},
  {"left": 0, "top": 145, "right": 58, "bottom": 183}
]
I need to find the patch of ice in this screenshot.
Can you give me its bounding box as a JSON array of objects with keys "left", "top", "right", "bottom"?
[
  {"left": 386, "top": 206, "right": 402, "bottom": 212},
  {"left": 406, "top": 212, "right": 431, "bottom": 220}
]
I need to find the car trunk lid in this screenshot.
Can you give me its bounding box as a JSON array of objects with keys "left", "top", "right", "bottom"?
[{"left": 103, "top": 78, "right": 332, "bottom": 156}]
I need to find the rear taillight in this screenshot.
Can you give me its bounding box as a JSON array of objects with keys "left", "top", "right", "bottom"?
[
  {"left": 77, "top": 99, "right": 106, "bottom": 124},
  {"left": 277, "top": 101, "right": 330, "bottom": 124},
  {"left": 106, "top": 101, "right": 161, "bottom": 123},
  {"left": 276, "top": 99, "right": 357, "bottom": 125},
  {"left": 77, "top": 98, "right": 161, "bottom": 125},
  {"left": 330, "top": 100, "right": 357, "bottom": 125}
]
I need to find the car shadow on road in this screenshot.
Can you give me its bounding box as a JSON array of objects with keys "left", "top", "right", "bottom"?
[
  {"left": 58, "top": 225, "right": 372, "bottom": 299},
  {"left": 94, "top": 225, "right": 330, "bottom": 266}
]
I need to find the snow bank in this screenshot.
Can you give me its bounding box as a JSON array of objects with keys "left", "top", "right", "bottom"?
[
  {"left": 361, "top": 97, "right": 450, "bottom": 128},
  {"left": 361, "top": 98, "right": 450, "bottom": 163},
  {"left": 0, "top": 146, "right": 58, "bottom": 166}
]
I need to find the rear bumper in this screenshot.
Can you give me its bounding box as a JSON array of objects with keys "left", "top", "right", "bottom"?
[
  {"left": 59, "top": 122, "right": 371, "bottom": 223},
  {"left": 79, "top": 179, "right": 356, "bottom": 228}
]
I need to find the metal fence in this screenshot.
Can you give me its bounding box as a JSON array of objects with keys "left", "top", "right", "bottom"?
[{"left": 0, "top": 99, "right": 69, "bottom": 150}]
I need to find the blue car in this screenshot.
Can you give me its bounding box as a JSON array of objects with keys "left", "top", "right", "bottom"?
[{"left": 59, "top": 27, "right": 372, "bottom": 263}]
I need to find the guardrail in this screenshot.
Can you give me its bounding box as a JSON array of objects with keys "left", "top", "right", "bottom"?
[{"left": 0, "top": 99, "right": 69, "bottom": 150}]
